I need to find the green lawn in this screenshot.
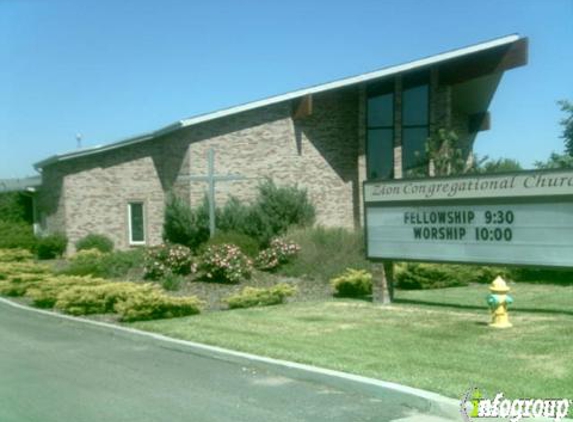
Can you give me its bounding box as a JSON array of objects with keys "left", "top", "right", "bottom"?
[{"left": 131, "top": 283, "right": 573, "bottom": 399}]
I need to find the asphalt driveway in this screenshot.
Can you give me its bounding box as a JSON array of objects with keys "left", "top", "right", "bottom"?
[{"left": 0, "top": 300, "right": 430, "bottom": 422}]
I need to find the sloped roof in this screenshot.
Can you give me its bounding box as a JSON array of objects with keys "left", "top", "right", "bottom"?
[
  {"left": 34, "top": 34, "right": 523, "bottom": 170},
  {"left": 0, "top": 176, "right": 42, "bottom": 193}
]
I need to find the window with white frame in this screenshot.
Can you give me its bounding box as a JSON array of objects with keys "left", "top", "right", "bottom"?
[{"left": 128, "top": 202, "right": 145, "bottom": 245}]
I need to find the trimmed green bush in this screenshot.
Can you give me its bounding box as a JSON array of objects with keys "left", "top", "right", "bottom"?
[
  {"left": 63, "top": 249, "right": 144, "bottom": 279},
  {"left": 163, "top": 194, "right": 209, "bottom": 251},
  {"left": 0, "top": 192, "right": 32, "bottom": 223},
  {"left": 203, "top": 231, "right": 259, "bottom": 258},
  {"left": 0, "top": 248, "right": 34, "bottom": 262},
  {"left": 75, "top": 234, "right": 114, "bottom": 253},
  {"left": 0, "top": 221, "right": 37, "bottom": 250},
  {"left": 26, "top": 276, "right": 106, "bottom": 308},
  {"left": 36, "top": 233, "right": 68, "bottom": 260},
  {"left": 224, "top": 283, "right": 297, "bottom": 309},
  {"left": 216, "top": 197, "right": 251, "bottom": 234},
  {"left": 0, "top": 274, "right": 48, "bottom": 296},
  {"left": 54, "top": 282, "right": 155, "bottom": 316},
  {"left": 331, "top": 268, "right": 373, "bottom": 297},
  {"left": 394, "top": 263, "right": 508, "bottom": 290},
  {"left": 0, "top": 261, "right": 52, "bottom": 277},
  {"left": 115, "top": 291, "right": 203, "bottom": 322},
  {"left": 247, "top": 179, "right": 315, "bottom": 246},
  {"left": 509, "top": 267, "right": 573, "bottom": 285}
]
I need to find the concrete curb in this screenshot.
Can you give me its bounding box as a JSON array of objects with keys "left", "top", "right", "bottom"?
[{"left": 0, "top": 297, "right": 469, "bottom": 420}]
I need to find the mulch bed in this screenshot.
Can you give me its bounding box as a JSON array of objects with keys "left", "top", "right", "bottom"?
[{"left": 176, "top": 271, "right": 334, "bottom": 312}]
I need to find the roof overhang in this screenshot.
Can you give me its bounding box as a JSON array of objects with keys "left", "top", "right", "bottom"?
[
  {"left": 0, "top": 176, "right": 42, "bottom": 193},
  {"left": 34, "top": 34, "right": 527, "bottom": 170}
]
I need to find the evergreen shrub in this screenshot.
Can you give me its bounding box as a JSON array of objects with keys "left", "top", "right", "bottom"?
[
  {"left": 0, "top": 248, "right": 34, "bottom": 262},
  {"left": 395, "top": 263, "right": 509, "bottom": 290},
  {"left": 0, "top": 274, "right": 48, "bottom": 296},
  {"left": 0, "top": 221, "right": 37, "bottom": 250},
  {"left": 25, "top": 276, "right": 106, "bottom": 308},
  {"left": 163, "top": 194, "right": 209, "bottom": 250},
  {"left": 75, "top": 234, "right": 114, "bottom": 253},
  {"left": 63, "top": 249, "right": 144, "bottom": 279},
  {"left": 330, "top": 268, "right": 373, "bottom": 297},
  {"left": 224, "top": 283, "right": 297, "bottom": 309},
  {"left": 248, "top": 179, "right": 315, "bottom": 246},
  {"left": 115, "top": 291, "right": 203, "bottom": 322},
  {"left": 54, "top": 282, "right": 154, "bottom": 316},
  {"left": 36, "top": 233, "right": 68, "bottom": 260}
]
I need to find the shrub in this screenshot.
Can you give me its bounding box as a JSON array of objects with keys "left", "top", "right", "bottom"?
[
  {"left": 0, "top": 248, "right": 34, "bottom": 262},
  {"left": 248, "top": 179, "right": 315, "bottom": 246},
  {"left": 115, "top": 291, "right": 203, "bottom": 322},
  {"left": 0, "top": 191, "right": 33, "bottom": 223},
  {"left": 163, "top": 194, "right": 209, "bottom": 250},
  {"left": 0, "top": 221, "right": 37, "bottom": 250},
  {"left": 509, "top": 267, "right": 573, "bottom": 285},
  {"left": 75, "top": 234, "right": 114, "bottom": 253},
  {"left": 63, "top": 249, "right": 144, "bottom": 279},
  {"left": 161, "top": 273, "right": 184, "bottom": 291},
  {"left": 0, "top": 274, "right": 48, "bottom": 296},
  {"left": 36, "top": 233, "right": 68, "bottom": 260},
  {"left": 54, "top": 282, "right": 154, "bottom": 316},
  {"left": 330, "top": 268, "right": 373, "bottom": 297},
  {"left": 278, "top": 227, "right": 372, "bottom": 282},
  {"left": 255, "top": 238, "right": 300, "bottom": 271},
  {"left": 394, "top": 263, "right": 509, "bottom": 290},
  {"left": 224, "top": 283, "right": 297, "bottom": 309},
  {"left": 216, "top": 197, "right": 251, "bottom": 234},
  {"left": 0, "top": 261, "right": 52, "bottom": 277},
  {"left": 199, "top": 244, "right": 252, "bottom": 283},
  {"left": 203, "top": 231, "right": 259, "bottom": 258},
  {"left": 26, "top": 276, "right": 105, "bottom": 308},
  {"left": 395, "top": 263, "right": 467, "bottom": 290},
  {"left": 143, "top": 244, "right": 194, "bottom": 280}
]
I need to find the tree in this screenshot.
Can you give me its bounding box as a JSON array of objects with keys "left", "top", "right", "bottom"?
[
  {"left": 478, "top": 157, "right": 523, "bottom": 174},
  {"left": 558, "top": 100, "right": 573, "bottom": 156},
  {"left": 534, "top": 152, "right": 573, "bottom": 170},
  {"left": 534, "top": 100, "right": 573, "bottom": 169}
]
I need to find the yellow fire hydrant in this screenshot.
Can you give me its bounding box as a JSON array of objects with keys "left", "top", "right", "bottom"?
[{"left": 486, "top": 276, "right": 513, "bottom": 328}]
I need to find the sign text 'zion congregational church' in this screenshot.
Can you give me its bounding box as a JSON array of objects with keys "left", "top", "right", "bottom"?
[{"left": 364, "top": 170, "right": 573, "bottom": 268}]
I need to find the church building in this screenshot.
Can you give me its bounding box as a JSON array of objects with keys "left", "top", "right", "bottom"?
[{"left": 29, "top": 35, "right": 527, "bottom": 251}]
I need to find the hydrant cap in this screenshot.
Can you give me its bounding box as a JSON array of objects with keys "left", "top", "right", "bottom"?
[{"left": 490, "top": 276, "right": 510, "bottom": 293}]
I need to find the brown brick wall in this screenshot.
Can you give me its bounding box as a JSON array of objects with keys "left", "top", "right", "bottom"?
[{"left": 40, "top": 88, "right": 362, "bottom": 252}]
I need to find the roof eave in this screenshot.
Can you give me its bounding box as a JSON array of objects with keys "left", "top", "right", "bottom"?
[
  {"left": 33, "top": 121, "right": 184, "bottom": 170},
  {"left": 33, "top": 34, "right": 524, "bottom": 170}
]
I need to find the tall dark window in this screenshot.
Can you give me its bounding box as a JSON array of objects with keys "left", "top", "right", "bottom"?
[
  {"left": 402, "top": 73, "right": 429, "bottom": 175},
  {"left": 366, "top": 83, "right": 394, "bottom": 180},
  {"left": 128, "top": 202, "right": 145, "bottom": 244}
]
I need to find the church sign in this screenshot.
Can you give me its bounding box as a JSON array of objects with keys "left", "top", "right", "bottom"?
[{"left": 364, "top": 169, "right": 573, "bottom": 268}]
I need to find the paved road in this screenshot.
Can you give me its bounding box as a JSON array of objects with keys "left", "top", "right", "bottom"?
[{"left": 0, "top": 300, "right": 425, "bottom": 422}]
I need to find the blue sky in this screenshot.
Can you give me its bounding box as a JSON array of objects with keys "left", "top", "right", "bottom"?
[{"left": 1, "top": 0, "right": 572, "bottom": 178}]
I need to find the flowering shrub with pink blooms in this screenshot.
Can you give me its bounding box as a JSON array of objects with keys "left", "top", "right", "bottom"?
[
  {"left": 255, "top": 238, "right": 300, "bottom": 271},
  {"left": 199, "top": 244, "right": 252, "bottom": 284},
  {"left": 144, "top": 244, "right": 194, "bottom": 280}
]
